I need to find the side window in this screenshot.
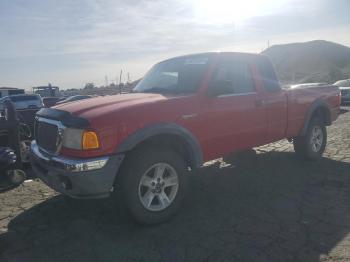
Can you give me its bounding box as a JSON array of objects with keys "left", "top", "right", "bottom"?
[
  {"left": 256, "top": 56, "right": 281, "bottom": 92},
  {"left": 230, "top": 61, "right": 255, "bottom": 94},
  {"left": 212, "top": 65, "right": 231, "bottom": 82},
  {"left": 211, "top": 60, "right": 255, "bottom": 95}
]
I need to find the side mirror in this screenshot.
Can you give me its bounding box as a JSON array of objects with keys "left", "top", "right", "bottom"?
[{"left": 207, "top": 80, "right": 233, "bottom": 97}]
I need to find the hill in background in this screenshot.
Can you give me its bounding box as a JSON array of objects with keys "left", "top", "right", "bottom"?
[{"left": 262, "top": 40, "right": 350, "bottom": 84}]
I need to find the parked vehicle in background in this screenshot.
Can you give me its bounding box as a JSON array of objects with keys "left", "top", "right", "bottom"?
[
  {"left": 290, "top": 83, "right": 328, "bottom": 89},
  {"left": 0, "top": 87, "right": 25, "bottom": 98},
  {"left": 0, "top": 100, "right": 32, "bottom": 190},
  {"left": 55, "top": 95, "right": 93, "bottom": 105},
  {"left": 334, "top": 79, "right": 350, "bottom": 104},
  {"left": 0, "top": 94, "right": 43, "bottom": 111},
  {"left": 0, "top": 147, "right": 26, "bottom": 189},
  {"left": 42, "top": 97, "right": 60, "bottom": 108},
  {"left": 0, "top": 94, "right": 43, "bottom": 139},
  {"left": 30, "top": 52, "right": 341, "bottom": 224},
  {"left": 33, "top": 84, "right": 60, "bottom": 98}
]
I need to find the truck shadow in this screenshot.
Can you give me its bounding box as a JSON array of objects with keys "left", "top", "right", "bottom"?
[{"left": 1, "top": 151, "right": 350, "bottom": 261}]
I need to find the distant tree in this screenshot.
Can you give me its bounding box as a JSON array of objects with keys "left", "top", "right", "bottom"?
[{"left": 84, "top": 82, "right": 95, "bottom": 89}]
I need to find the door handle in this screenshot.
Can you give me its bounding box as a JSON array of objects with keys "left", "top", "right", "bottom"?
[
  {"left": 255, "top": 99, "right": 265, "bottom": 107},
  {"left": 181, "top": 113, "right": 198, "bottom": 119}
]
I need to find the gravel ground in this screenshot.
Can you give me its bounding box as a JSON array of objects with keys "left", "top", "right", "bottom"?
[{"left": 0, "top": 106, "right": 350, "bottom": 262}]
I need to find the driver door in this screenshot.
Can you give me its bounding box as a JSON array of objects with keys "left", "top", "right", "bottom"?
[{"left": 200, "top": 57, "right": 268, "bottom": 159}]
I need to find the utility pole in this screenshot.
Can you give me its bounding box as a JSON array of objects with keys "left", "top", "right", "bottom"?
[{"left": 119, "top": 70, "right": 123, "bottom": 94}]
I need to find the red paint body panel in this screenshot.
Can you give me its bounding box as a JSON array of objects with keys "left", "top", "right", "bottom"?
[
  {"left": 54, "top": 53, "right": 340, "bottom": 162},
  {"left": 284, "top": 85, "right": 340, "bottom": 138}
]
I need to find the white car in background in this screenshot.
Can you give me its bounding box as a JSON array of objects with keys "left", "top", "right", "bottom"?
[{"left": 334, "top": 79, "right": 350, "bottom": 104}]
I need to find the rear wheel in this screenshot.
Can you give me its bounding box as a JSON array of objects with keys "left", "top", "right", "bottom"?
[
  {"left": 293, "top": 117, "right": 327, "bottom": 160},
  {"left": 117, "top": 147, "right": 188, "bottom": 224}
]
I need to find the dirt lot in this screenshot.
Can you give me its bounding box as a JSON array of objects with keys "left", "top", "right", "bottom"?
[{"left": 0, "top": 106, "right": 350, "bottom": 262}]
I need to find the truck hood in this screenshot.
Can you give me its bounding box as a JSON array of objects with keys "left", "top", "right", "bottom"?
[{"left": 53, "top": 93, "right": 168, "bottom": 121}]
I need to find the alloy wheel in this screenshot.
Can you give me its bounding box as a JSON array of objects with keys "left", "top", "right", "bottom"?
[{"left": 138, "top": 163, "right": 179, "bottom": 212}]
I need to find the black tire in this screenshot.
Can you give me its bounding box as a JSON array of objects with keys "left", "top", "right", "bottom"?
[
  {"left": 293, "top": 117, "right": 327, "bottom": 161},
  {"left": 117, "top": 147, "right": 188, "bottom": 224},
  {"left": 7, "top": 169, "right": 26, "bottom": 185}
]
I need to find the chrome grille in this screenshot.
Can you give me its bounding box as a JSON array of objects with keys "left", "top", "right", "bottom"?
[{"left": 35, "top": 117, "right": 64, "bottom": 155}]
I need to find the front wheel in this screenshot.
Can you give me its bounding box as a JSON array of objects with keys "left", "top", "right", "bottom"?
[
  {"left": 293, "top": 117, "right": 327, "bottom": 160},
  {"left": 118, "top": 147, "right": 188, "bottom": 224}
]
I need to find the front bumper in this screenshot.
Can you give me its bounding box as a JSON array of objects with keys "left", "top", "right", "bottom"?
[{"left": 30, "top": 141, "right": 124, "bottom": 199}]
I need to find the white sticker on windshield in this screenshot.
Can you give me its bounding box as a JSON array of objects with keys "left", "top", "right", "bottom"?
[{"left": 184, "top": 57, "right": 208, "bottom": 65}]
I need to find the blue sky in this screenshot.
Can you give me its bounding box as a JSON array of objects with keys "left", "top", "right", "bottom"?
[{"left": 0, "top": 0, "right": 349, "bottom": 89}]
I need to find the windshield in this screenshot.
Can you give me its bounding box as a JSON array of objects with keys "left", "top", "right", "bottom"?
[
  {"left": 9, "top": 95, "right": 39, "bottom": 102},
  {"left": 134, "top": 55, "right": 212, "bottom": 94}
]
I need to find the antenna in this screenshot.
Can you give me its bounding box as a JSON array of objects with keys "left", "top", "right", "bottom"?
[{"left": 119, "top": 70, "right": 123, "bottom": 94}]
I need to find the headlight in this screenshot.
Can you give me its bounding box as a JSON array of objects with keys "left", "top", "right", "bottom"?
[
  {"left": 62, "top": 128, "right": 100, "bottom": 150},
  {"left": 62, "top": 128, "right": 84, "bottom": 149}
]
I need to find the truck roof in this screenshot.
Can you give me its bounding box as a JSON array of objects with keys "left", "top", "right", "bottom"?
[{"left": 160, "top": 52, "right": 267, "bottom": 63}]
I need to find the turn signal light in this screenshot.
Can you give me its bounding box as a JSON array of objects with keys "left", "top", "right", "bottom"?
[{"left": 82, "top": 131, "right": 99, "bottom": 150}]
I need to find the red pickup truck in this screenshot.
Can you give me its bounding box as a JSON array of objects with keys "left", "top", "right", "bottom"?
[{"left": 30, "top": 52, "right": 340, "bottom": 224}]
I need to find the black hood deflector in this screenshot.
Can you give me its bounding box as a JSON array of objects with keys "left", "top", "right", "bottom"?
[{"left": 36, "top": 108, "right": 90, "bottom": 128}]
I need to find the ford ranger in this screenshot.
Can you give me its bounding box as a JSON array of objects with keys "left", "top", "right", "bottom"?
[{"left": 30, "top": 52, "right": 341, "bottom": 224}]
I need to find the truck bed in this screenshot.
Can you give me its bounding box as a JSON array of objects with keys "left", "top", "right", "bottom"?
[{"left": 286, "top": 84, "right": 340, "bottom": 137}]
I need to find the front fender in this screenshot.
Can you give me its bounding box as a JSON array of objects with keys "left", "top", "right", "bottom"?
[{"left": 115, "top": 123, "right": 203, "bottom": 168}]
